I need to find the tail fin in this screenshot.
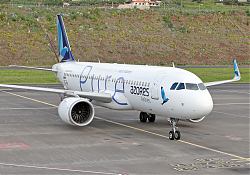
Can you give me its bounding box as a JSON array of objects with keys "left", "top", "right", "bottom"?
[{"left": 57, "top": 14, "right": 75, "bottom": 63}]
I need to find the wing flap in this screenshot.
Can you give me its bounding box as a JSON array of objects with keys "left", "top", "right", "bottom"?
[{"left": 0, "top": 84, "right": 112, "bottom": 103}]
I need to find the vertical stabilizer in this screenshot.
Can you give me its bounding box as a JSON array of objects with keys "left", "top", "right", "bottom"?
[{"left": 57, "top": 14, "right": 75, "bottom": 63}]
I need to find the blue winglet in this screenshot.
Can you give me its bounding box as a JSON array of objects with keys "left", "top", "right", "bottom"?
[
  {"left": 233, "top": 59, "right": 241, "bottom": 80},
  {"left": 57, "top": 14, "right": 75, "bottom": 63}
]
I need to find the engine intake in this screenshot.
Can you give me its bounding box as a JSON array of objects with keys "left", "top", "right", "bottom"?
[
  {"left": 58, "top": 97, "right": 94, "bottom": 126},
  {"left": 189, "top": 116, "right": 206, "bottom": 123}
]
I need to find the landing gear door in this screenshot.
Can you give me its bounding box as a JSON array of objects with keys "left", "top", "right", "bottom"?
[{"left": 151, "top": 74, "right": 165, "bottom": 100}]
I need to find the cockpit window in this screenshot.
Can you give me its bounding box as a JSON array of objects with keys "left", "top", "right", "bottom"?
[
  {"left": 186, "top": 83, "right": 199, "bottom": 90},
  {"left": 176, "top": 83, "right": 185, "bottom": 90},
  {"left": 198, "top": 83, "right": 206, "bottom": 90},
  {"left": 170, "top": 82, "right": 179, "bottom": 90}
]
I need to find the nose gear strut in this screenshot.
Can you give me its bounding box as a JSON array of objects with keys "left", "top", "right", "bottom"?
[{"left": 168, "top": 118, "right": 181, "bottom": 140}]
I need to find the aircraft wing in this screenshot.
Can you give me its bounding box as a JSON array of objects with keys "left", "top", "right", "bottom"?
[
  {"left": 9, "top": 65, "right": 57, "bottom": 72},
  {"left": 204, "top": 59, "right": 241, "bottom": 87},
  {"left": 0, "top": 84, "right": 112, "bottom": 103}
]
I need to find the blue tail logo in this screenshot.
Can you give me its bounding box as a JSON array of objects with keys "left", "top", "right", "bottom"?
[
  {"left": 161, "top": 86, "right": 169, "bottom": 105},
  {"left": 234, "top": 59, "right": 240, "bottom": 77},
  {"left": 57, "top": 14, "right": 75, "bottom": 63}
]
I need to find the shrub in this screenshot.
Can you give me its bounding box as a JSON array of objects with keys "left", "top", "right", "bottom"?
[
  {"left": 82, "top": 11, "right": 89, "bottom": 19},
  {"left": 92, "top": 8, "right": 100, "bottom": 15},
  {"left": 71, "top": 14, "right": 77, "bottom": 20},
  {"left": 34, "top": 13, "right": 39, "bottom": 18},
  {"left": 45, "top": 14, "right": 52, "bottom": 22},
  {"left": 91, "top": 17, "right": 98, "bottom": 23},
  {"left": 0, "top": 13, "right": 6, "bottom": 20}
]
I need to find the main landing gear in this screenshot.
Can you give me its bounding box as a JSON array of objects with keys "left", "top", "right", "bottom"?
[
  {"left": 139, "top": 112, "right": 156, "bottom": 122},
  {"left": 168, "top": 118, "right": 181, "bottom": 140}
]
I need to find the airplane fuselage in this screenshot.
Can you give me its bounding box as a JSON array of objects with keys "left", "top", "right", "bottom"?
[{"left": 52, "top": 62, "right": 213, "bottom": 120}]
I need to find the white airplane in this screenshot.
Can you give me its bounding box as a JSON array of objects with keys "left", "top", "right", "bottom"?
[{"left": 0, "top": 14, "right": 241, "bottom": 140}]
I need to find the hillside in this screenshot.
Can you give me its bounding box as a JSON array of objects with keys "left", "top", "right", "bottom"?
[{"left": 0, "top": 6, "right": 249, "bottom": 67}]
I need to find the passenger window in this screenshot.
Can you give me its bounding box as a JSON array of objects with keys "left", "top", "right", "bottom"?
[
  {"left": 198, "top": 83, "right": 206, "bottom": 90},
  {"left": 170, "top": 82, "right": 178, "bottom": 90},
  {"left": 176, "top": 83, "right": 185, "bottom": 90},
  {"left": 186, "top": 83, "right": 199, "bottom": 90}
]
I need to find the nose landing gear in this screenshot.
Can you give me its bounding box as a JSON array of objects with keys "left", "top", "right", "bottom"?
[{"left": 168, "top": 118, "right": 181, "bottom": 140}]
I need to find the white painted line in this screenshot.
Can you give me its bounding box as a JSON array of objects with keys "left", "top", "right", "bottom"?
[
  {"left": 0, "top": 89, "right": 12, "bottom": 90},
  {"left": 212, "top": 110, "right": 250, "bottom": 119},
  {"left": 0, "top": 162, "right": 126, "bottom": 175},
  {"left": 217, "top": 89, "right": 250, "bottom": 95},
  {"left": 214, "top": 103, "right": 250, "bottom": 106}
]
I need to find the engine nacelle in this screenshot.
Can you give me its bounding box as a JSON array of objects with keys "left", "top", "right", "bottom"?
[
  {"left": 58, "top": 97, "right": 94, "bottom": 126},
  {"left": 188, "top": 116, "right": 206, "bottom": 123}
]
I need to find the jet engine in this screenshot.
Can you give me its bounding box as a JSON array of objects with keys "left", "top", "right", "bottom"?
[
  {"left": 58, "top": 97, "right": 94, "bottom": 126},
  {"left": 188, "top": 116, "right": 206, "bottom": 123}
]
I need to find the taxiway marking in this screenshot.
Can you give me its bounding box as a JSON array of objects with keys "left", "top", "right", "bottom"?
[
  {"left": 213, "top": 103, "right": 249, "bottom": 106},
  {"left": 1, "top": 90, "right": 249, "bottom": 161},
  {"left": 0, "top": 162, "right": 126, "bottom": 175},
  {"left": 217, "top": 89, "right": 250, "bottom": 95},
  {"left": 1, "top": 91, "right": 58, "bottom": 107},
  {"left": 213, "top": 110, "right": 250, "bottom": 119},
  {"left": 0, "top": 107, "right": 57, "bottom": 110}
]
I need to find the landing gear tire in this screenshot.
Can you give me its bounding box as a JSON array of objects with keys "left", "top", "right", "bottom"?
[
  {"left": 169, "top": 131, "right": 175, "bottom": 140},
  {"left": 139, "top": 112, "right": 147, "bottom": 122},
  {"left": 148, "top": 114, "right": 155, "bottom": 122},
  {"left": 174, "top": 131, "right": 181, "bottom": 140},
  {"left": 168, "top": 118, "right": 181, "bottom": 140}
]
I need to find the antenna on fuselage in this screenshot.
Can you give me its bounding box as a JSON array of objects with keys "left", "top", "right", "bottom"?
[{"left": 172, "top": 62, "right": 175, "bottom": 68}]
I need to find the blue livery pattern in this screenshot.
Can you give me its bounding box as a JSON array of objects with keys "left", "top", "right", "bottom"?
[
  {"left": 57, "top": 14, "right": 75, "bottom": 63},
  {"left": 233, "top": 59, "right": 239, "bottom": 77},
  {"left": 161, "top": 86, "right": 169, "bottom": 105}
]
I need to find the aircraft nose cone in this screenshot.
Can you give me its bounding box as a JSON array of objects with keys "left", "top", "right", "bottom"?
[{"left": 196, "top": 92, "right": 213, "bottom": 116}]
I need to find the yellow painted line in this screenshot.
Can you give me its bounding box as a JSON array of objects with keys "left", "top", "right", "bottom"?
[
  {"left": 1, "top": 90, "right": 249, "bottom": 161},
  {"left": 94, "top": 116, "right": 169, "bottom": 139},
  {"left": 1, "top": 91, "right": 58, "bottom": 107},
  {"left": 95, "top": 116, "right": 248, "bottom": 160}
]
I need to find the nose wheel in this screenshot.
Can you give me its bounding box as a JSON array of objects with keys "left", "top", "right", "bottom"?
[{"left": 168, "top": 118, "right": 181, "bottom": 140}]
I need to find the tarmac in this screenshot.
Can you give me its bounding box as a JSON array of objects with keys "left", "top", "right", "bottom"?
[{"left": 0, "top": 83, "right": 249, "bottom": 174}]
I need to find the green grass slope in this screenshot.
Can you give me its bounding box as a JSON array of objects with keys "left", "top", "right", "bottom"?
[{"left": 0, "top": 6, "right": 249, "bottom": 67}]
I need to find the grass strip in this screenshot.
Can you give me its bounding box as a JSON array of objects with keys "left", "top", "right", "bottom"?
[
  {"left": 0, "top": 68, "right": 249, "bottom": 84},
  {"left": 185, "top": 68, "right": 249, "bottom": 83}
]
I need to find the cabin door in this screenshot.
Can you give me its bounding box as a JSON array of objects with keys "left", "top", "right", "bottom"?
[{"left": 151, "top": 74, "right": 165, "bottom": 100}]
